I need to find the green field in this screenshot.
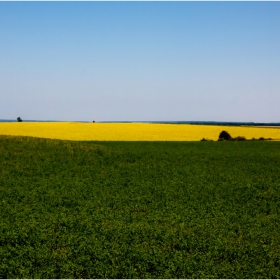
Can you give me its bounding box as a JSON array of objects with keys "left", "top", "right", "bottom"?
[{"left": 1, "top": 136, "right": 280, "bottom": 278}]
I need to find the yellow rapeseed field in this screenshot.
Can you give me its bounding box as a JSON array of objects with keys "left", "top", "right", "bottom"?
[{"left": 0, "top": 122, "right": 280, "bottom": 141}]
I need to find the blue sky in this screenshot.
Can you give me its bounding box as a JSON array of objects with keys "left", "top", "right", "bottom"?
[{"left": 1, "top": 2, "right": 280, "bottom": 122}]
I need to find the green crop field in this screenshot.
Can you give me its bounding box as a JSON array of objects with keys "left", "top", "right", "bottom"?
[{"left": 1, "top": 135, "right": 280, "bottom": 278}]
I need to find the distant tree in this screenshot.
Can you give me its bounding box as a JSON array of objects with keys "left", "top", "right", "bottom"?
[
  {"left": 218, "top": 130, "right": 231, "bottom": 141},
  {"left": 92, "top": 120, "right": 95, "bottom": 123},
  {"left": 17, "top": 117, "right": 23, "bottom": 122}
]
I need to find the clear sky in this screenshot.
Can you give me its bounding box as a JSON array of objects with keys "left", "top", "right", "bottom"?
[{"left": 1, "top": 2, "right": 280, "bottom": 122}]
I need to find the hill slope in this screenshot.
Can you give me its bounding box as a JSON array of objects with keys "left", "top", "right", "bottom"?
[{"left": 1, "top": 136, "right": 280, "bottom": 278}]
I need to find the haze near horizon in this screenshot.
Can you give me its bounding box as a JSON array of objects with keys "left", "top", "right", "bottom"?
[{"left": 1, "top": 2, "right": 280, "bottom": 122}]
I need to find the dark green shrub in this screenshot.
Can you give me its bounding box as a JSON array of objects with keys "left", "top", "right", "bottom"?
[
  {"left": 218, "top": 130, "right": 232, "bottom": 141},
  {"left": 201, "top": 138, "right": 213, "bottom": 141},
  {"left": 258, "top": 137, "right": 272, "bottom": 141},
  {"left": 233, "top": 136, "right": 247, "bottom": 141}
]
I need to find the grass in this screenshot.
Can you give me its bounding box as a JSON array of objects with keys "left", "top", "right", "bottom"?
[{"left": 0, "top": 135, "right": 280, "bottom": 278}]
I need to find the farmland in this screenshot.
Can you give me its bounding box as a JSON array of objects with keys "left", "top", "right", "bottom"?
[
  {"left": 1, "top": 135, "right": 280, "bottom": 278},
  {"left": 0, "top": 122, "right": 280, "bottom": 141}
]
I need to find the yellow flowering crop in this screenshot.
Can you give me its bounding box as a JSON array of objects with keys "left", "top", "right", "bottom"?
[{"left": 0, "top": 122, "right": 280, "bottom": 141}]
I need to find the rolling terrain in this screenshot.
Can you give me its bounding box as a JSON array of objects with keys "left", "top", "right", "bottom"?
[{"left": 1, "top": 136, "right": 280, "bottom": 278}]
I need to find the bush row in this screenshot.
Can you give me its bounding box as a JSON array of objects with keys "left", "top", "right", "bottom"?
[{"left": 201, "top": 131, "right": 272, "bottom": 141}]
